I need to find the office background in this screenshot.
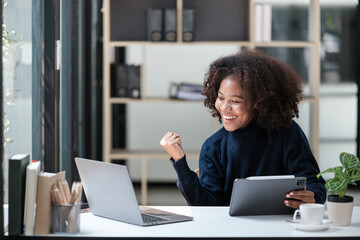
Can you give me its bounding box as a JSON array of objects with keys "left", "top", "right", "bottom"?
[{"left": 1, "top": 0, "right": 359, "bottom": 236}]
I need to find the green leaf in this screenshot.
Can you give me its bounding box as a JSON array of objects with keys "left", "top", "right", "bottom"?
[
  {"left": 348, "top": 154, "right": 359, "bottom": 169},
  {"left": 317, "top": 166, "right": 343, "bottom": 178},
  {"left": 325, "top": 178, "right": 349, "bottom": 195},
  {"left": 340, "top": 152, "right": 359, "bottom": 169},
  {"left": 350, "top": 171, "right": 360, "bottom": 182},
  {"left": 340, "top": 152, "right": 350, "bottom": 168},
  {"left": 334, "top": 167, "right": 345, "bottom": 179}
]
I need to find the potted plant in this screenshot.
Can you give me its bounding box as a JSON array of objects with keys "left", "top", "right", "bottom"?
[{"left": 317, "top": 152, "right": 360, "bottom": 226}]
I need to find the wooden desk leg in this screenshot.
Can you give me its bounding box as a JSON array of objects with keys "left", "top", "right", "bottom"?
[{"left": 141, "top": 157, "right": 147, "bottom": 205}]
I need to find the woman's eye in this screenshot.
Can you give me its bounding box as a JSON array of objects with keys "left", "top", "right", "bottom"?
[{"left": 217, "top": 96, "right": 224, "bottom": 100}]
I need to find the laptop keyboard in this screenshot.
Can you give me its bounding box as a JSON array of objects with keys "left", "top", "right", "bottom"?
[{"left": 142, "top": 214, "right": 168, "bottom": 223}]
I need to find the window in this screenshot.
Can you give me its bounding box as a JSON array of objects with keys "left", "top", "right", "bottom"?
[{"left": 2, "top": 0, "right": 33, "bottom": 207}]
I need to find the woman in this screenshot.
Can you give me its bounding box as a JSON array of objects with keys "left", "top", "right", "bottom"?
[{"left": 160, "top": 49, "right": 326, "bottom": 208}]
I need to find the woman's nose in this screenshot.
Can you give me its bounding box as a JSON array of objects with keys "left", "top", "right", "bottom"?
[{"left": 221, "top": 101, "right": 231, "bottom": 110}]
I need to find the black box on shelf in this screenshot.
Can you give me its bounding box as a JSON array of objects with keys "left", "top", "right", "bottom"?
[
  {"left": 111, "top": 64, "right": 127, "bottom": 97},
  {"left": 182, "top": 8, "right": 196, "bottom": 41},
  {"left": 126, "top": 65, "right": 141, "bottom": 98},
  {"left": 164, "top": 8, "right": 177, "bottom": 42},
  {"left": 147, "top": 8, "right": 163, "bottom": 41},
  {"left": 111, "top": 64, "right": 141, "bottom": 98}
]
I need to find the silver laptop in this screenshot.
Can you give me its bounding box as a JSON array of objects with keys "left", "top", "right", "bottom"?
[{"left": 75, "top": 157, "right": 193, "bottom": 226}]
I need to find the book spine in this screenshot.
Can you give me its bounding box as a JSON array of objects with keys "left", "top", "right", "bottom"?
[
  {"left": 262, "top": 4, "right": 272, "bottom": 42},
  {"left": 179, "top": 83, "right": 203, "bottom": 92},
  {"left": 23, "top": 161, "right": 41, "bottom": 235},
  {"left": 147, "top": 8, "right": 163, "bottom": 41},
  {"left": 111, "top": 64, "right": 127, "bottom": 97},
  {"left": 8, "top": 154, "right": 30, "bottom": 235},
  {"left": 169, "top": 83, "right": 179, "bottom": 99},
  {"left": 164, "top": 8, "right": 177, "bottom": 41},
  {"left": 182, "top": 9, "right": 196, "bottom": 41},
  {"left": 112, "top": 104, "right": 126, "bottom": 149},
  {"left": 126, "top": 65, "right": 141, "bottom": 98},
  {"left": 254, "top": 4, "right": 263, "bottom": 42},
  {"left": 169, "top": 82, "right": 205, "bottom": 101}
]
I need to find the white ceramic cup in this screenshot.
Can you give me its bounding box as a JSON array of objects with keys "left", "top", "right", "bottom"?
[{"left": 293, "top": 203, "right": 325, "bottom": 225}]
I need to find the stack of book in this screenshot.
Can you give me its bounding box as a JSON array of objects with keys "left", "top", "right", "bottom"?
[
  {"left": 8, "top": 153, "right": 76, "bottom": 236},
  {"left": 169, "top": 82, "right": 205, "bottom": 101}
]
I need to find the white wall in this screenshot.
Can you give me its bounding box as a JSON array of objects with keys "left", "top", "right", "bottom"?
[
  {"left": 318, "top": 84, "right": 357, "bottom": 172},
  {"left": 126, "top": 45, "right": 238, "bottom": 181}
]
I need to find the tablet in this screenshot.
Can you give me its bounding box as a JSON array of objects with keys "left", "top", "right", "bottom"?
[{"left": 229, "top": 175, "right": 306, "bottom": 216}]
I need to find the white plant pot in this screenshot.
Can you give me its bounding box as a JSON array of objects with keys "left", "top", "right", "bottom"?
[{"left": 327, "top": 195, "right": 354, "bottom": 226}]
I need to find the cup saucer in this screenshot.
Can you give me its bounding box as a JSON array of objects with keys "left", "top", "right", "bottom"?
[{"left": 289, "top": 219, "right": 333, "bottom": 232}]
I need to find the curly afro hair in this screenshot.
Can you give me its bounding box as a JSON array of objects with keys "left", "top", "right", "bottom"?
[{"left": 202, "top": 49, "right": 303, "bottom": 133}]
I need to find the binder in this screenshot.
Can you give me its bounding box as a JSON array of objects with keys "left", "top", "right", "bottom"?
[
  {"left": 254, "top": 4, "right": 263, "bottom": 42},
  {"left": 8, "top": 154, "right": 30, "bottom": 235},
  {"left": 182, "top": 8, "right": 196, "bottom": 41},
  {"left": 164, "top": 8, "right": 177, "bottom": 41},
  {"left": 112, "top": 104, "right": 126, "bottom": 149},
  {"left": 111, "top": 64, "right": 127, "bottom": 97},
  {"left": 147, "top": 8, "right": 163, "bottom": 41},
  {"left": 262, "top": 4, "right": 272, "bottom": 42},
  {"left": 23, "top": 161, "right": 41, "bottom": 235},
  {"left": 169, "top": 82, "right": 205, "bottom": 101},
  {"left": 126, "top": 65, "right": 141, "bottom": 98}
]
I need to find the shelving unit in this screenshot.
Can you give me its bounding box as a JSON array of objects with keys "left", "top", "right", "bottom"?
[{"left": 103, "top": 0, "right": 320, "bottom": 204}]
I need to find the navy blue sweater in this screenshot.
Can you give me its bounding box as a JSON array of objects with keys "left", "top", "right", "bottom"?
[{"left": 172, "top": 120, "right": 326, "bottom": 206}]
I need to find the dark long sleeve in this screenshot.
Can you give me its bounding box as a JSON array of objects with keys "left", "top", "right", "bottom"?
[
  {"left": 282, "top": 122, "right": 327, "bottom": 203},
  {"left": 171, "top": 120, "right": 326, "bottom": 206}
]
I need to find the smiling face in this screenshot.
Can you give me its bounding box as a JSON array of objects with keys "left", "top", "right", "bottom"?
[{"left": 215, "top": 77, "right": 255, "bottom": 132}]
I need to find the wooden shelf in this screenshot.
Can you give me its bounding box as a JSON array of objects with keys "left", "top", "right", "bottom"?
[
  {"left": 109, "top": 97, "right": 203, "bottom": 104},
  {"left": 109, "top": 96, "right": 316, "bottom": 104},
  {"left": 303, "top": 96, "right": 317, "bottom": 103},
  {"left": 103, "top": 0, "right": 321, "bottom": 204},
  {"left": 254, "top": 41, "right": 316, "bottom": 48},
  {"left": 109, "top": 41, "right": 253, "bottom": 47},
  {"left": 109, "top": 41, "right": 315, "bottom": 48}
]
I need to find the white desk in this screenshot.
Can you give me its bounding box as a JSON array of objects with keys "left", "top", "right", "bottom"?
[{"left": 74, "top": 206, "right": 360, "bottom": 239}]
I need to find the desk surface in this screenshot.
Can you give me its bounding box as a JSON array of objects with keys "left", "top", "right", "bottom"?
[{"left": 73, "top": 206, "right": 360, "bottom": 239}]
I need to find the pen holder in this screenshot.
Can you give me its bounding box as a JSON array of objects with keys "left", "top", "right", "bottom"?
[{"left": 51, "top": 202, "right": 81, "bottom": 234}]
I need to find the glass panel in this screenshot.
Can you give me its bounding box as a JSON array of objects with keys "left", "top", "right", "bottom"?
[
  {"left": 2, "top": 0, "right": 33, "bottom": 229},
  {"left": 320, "top": 1, "right": 357, "bottom": 83},
  {"left": 255, "top": 0, "right": 309, "bottom": 41},
  {"left": 258, "top": 47, "right": 309, "bottom": 84},
  {"left": 318, "top": 0, "right": 358, "bottom": 171}
]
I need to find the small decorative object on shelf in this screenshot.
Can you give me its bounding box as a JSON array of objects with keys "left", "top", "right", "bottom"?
[{"left": 111, "top": 64, "right": 141, "bottom": 98}]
